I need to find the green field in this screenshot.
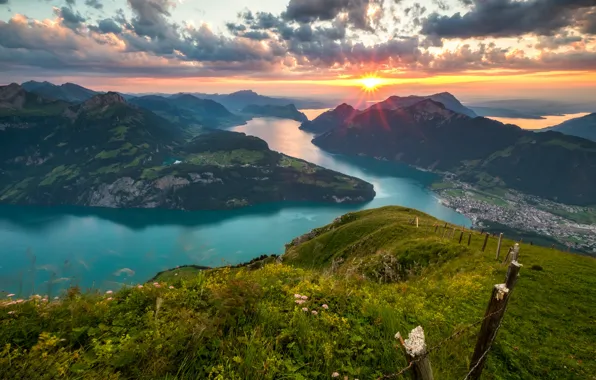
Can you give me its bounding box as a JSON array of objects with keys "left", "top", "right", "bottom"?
[{"left": 1, "top": 206, "right": 594, "bottom": 379}]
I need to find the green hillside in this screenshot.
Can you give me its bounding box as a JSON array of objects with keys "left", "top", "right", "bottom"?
[{"left": 1, "top": 207, "right": 595, "bottom": 379}]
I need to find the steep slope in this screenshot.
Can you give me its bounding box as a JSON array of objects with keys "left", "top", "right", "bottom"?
[
  {"left": 313, "top": 99, "right": 596, "bottom": 205},
  {"left": 241, "top": 104, "right": 308, "bottom": 122},
  {"left": 538, "top": 113, "right": 596, "bottom": 142},
  {"left": 21, "top": 81, "right": 100, "bottom": 103},
  {"left": 299, "top": 103, "right": 359, "bottom": 134},
  {"left": 0, "top": 85, "right": 375, "bottom": 210},
  {"left": 2, "top": 206, "right": 594, "bottom": 379},
  {"left": 130, "top": 94, "right": 246, "bottom": 129}
]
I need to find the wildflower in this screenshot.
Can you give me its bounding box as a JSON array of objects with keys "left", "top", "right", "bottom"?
[
  {"left": 41, "top": 299, "right": 48, "bottom": 302},
  {"left": 312, "top": 310, "right": 318, "bottom": 315},
  {"left": 322, "top": 304, "right": 329, "bottom": 309},
  {"left": 8, "top": 311, "right": 15, "bottom": 315},
  {"left": 7, "top": 294, "right": 15, "bottom": 297},
  {"left": 332, "top": 372, "right": 339, "bottom": 378},
  {"left": 106, "top": 290, "right": 113, "bottom": 295},
  {"left": 174, "top": 273, "right": 178, "bottom": 276},
  {"left": 153, "top": 282, "right": 161, "bottom": 288},
  {"left": 107, "top": 297, "right": 113, "bottom": 301},
  {"left": 294, "top": 294, "right": 301, "bottom": 298},
  {"left": 169, "top": 286, "right": 174, "bottom": 289},
  {"left": 295, "top": 300, "right": 305, "bottom": 305},
  {"left": 15, "top": 299, "right": 24, "bottom": 304},
  {"left": 302, "top": 307, "right": 308, "bottom": 312},
  {"left": 32, "top": 294, "right": 42, "bottom": 299},
  {"left": 54, "top": 297, "right": 59, "bottom": 300},
  {"left": 137, "top": 285, "right": 143, "bottom": 289},
  {"left": 301, "top": 295, "right": 308, "bottom": 300}
]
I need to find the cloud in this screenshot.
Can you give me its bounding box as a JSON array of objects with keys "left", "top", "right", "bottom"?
[
  {"left": 54, "top": 6, "right": 86, "bottom": 30},
  {"left": 94, "top": 18, "right": 123, "bottom": 34},
  {"left": 0, "top": 0, "right": 9, "bottom": 5},
  {"left": 85, "top": 0, "right": 103, "bottom": 10},
  {"left": 283, "top": 0, "right": 383, "bottom": 30},
  {"left": 421, "top": 0, "right": 596, "bottom": 39}
]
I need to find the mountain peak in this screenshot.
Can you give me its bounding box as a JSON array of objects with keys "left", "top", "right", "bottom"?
[
  {"left": 82, "top": 92, "right": 127, "bottom": 109},
  {"left": 0, "top": 83, "right": 27, "bottom": 107}
]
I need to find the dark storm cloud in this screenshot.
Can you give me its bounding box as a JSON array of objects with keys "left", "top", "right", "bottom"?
[
  {"left": 85, "top": 0, "right": 103, "bottom": 9},
  {"left": 65, "top": 0, "right": 76, "bottom": 6},
  {"left": 127, "top": 0, "right": 179, "bottom": 40},
  {"left": 94, "top": 18, "right": 122, "bottom": 34},
  {"left": 284, "top": 0, "right": 383, "bottom": 30},
  {"left": 55, "top": 6, "right": 86, "bottom": 30},
  {"left": 0, "top": 0, "right": 9, "bottom": 5},
  {"left": 421, "top": 0, "right": 596, "bottom": 39}
]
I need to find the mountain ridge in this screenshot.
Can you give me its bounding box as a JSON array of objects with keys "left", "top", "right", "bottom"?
[{"left": 0, "top": 85, "right": 375, "bottom": 210}]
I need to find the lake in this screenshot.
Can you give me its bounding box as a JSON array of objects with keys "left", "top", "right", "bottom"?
[
  {"left": 488, "top": 113, "right": 591, "bottom": 130},
  {"left": 0, "top": 114, "right": 470, "bottom": 296}
]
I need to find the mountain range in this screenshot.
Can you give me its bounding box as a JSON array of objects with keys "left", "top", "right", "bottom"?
[
  {"left": 300, "top": 92, "right": 477, "bottom": 134},
  {"left": 309, "top": 97, "right": 596, "bottom": 205},
  {"left": 538, "top": 113, "right": 596, "bottom": 142},
  {"left": 0, "top": 83, "right": 374, "bottom": 210}
]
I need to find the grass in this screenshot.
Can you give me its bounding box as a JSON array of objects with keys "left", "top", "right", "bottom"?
[
  {"left": 39, "top": 165, "right": 80, "bottom": 186},
  {"left": 1, "top": 206, "right": 594, "bottom": 379},
  {"left": 185, "top": 150, "right": 265, "bottom": 166}
]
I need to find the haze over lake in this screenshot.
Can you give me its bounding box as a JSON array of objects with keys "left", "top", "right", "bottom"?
[
  {"left": 0, "top": 115, "right": 470, "bottom": 296},
  {"left": 489, "top": 113, "right": 591, "bottom": 130}
]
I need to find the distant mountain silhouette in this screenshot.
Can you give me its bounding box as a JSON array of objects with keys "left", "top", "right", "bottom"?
[
  {"left": 299, "top": 103, "right": 359, "bottom": 134},
  {"left": 241, "top": 104, "right": 308, "bottom": 122},
  {"left": 538, "top": 113, "right": 596, "bottom": 142},
  {"left": 177, "top": 90, "right": 328, "bottom": 111},
  {"left": 366, "top": 92, "right": 477, "bottom": 117},
  {"left": 21, "top": 81, "right": 100, "bottom": 103},
  {"left": 130, "top": 94, "right": 245, "bottom": 128}
]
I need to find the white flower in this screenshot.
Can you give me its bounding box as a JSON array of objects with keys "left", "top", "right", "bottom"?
[
  {"left": 8, "top": 311, "right": 15, "bottom": 315},
  {"left": 331, "top": 372, "right": 340, "bottom": 378},
  {"left": 106, "top": 290, "right": 113, "bottom": 295},
  {"left": 312, "top": 310, "right": 318, "bottom": 315},
  {"left": 295, "top": 300, "right": 305, "bottom": 304},
  {"left": 302, "top": 307, "right": 308, "bottom": 312},
  {"left": 294, "top": 294, "right": 301, "bottom": 298},
  {"left": 169, "top": 286, "right": 174, "bottom": 289},
  {"left": 7, "top": 294, "right": 15, "bottom": 297},
  {"left": 107, "top": 297, "right": 113, "bottom": 301},
  {"left": 301, "top": 295, "right": 308, "bottom": 300},
  {"left": 322, "top": 304, "right": 329, "bottom": 309},
  {"left": 137, "top": 285, "right": 143, "bottom": 289},
  {"left": 54, "top": 297, "right": 59, "bottom": 300}
]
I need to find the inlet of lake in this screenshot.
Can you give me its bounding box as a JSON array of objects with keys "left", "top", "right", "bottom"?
[{"left": 0, "top": 112, "right": 471, "bottom": 296}]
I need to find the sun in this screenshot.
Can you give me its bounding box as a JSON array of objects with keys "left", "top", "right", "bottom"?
[{"left": 359, "top": 75, "right": 383, "bottom": 92}]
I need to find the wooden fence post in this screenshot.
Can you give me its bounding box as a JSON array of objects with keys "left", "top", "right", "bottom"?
[
  {"left": 416, "top": 217, "right": 419, "bottom": 228},
  {"left": 495, "top": 233, "right": 503, "bottom": 260},
  {"left": 481, "top": 233, "right": 489, "bottom": 252},
  {"left": 459, "top": 231, "right": 464, "bottom": 244},
  {"left": 511, "top": 243, "right": 520, "bottom": 261},
  {"left": 444, "top": 222, "right": 447, "bottom": 228},
  {"left": 467, "top": 233, "right": 472, "bottom": 246},
  {"left": 468, "top": 260, "right": 521, "bottom": 379},
  {"left": 398, "top": 326, "right": 434, "bottom": 380}
]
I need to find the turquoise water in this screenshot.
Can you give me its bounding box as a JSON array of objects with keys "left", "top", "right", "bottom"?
[{"left": 0, "top": 116, "right": 470, "bottom": 296}]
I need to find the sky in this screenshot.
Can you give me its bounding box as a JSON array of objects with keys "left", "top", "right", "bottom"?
[{"left": 0, "top": 0, "right": 595, "bottom": 102}]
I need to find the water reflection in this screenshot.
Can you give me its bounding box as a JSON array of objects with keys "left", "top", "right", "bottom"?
[{"left": 489, "top": 113, "right": 591, "bottom": 130}]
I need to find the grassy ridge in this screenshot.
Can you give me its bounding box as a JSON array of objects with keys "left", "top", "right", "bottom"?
[{"left": 1, "top": 206, "right": 595, "bottom": 379}]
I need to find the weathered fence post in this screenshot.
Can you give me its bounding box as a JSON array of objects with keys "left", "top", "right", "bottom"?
[
  {"left": 459, "top": 231, "right": 464, "bottom": 244},
  {"left": 468, "top": 260, "right": 521, "bottom": 379},
  {"left": 416, "top": 217, "right": 419, "bottom": 228},
  {"left": 444, "top": 222, "right": 447, "bottom": 228},
  {"left": 397, "top": 326, "right": 434, "bottom": 380},
  {"left": 467, "top": 233, "right": 472, "bottom": 246},
  {"left": 495, "top": 233, "right": 503, "bottom": 260},
  {"left": 511, "top": 243, "right": 520, "bottom": 262},
  {"left": 481, "top": 233, "right": 489, "bottom": 252}
]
